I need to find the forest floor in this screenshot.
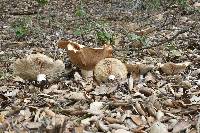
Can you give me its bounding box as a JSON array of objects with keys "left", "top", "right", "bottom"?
[{"left": 0, "top": 0, "right": 200, "bottom": 133}]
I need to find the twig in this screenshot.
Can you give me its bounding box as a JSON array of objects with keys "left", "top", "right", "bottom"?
[
  {"left": 59, "top": 108, "right": 88, "bottom": 115},
  {"left": 9, "top": 11, "right": 38, "bottom": 15},
  {"left": 139, "top": 28, "right": 190, "bottom": 50},
  {"left": 115, "top": 29, "right": 188, "bottom": 51}
]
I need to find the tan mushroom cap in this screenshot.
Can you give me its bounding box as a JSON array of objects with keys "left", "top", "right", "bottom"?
[
  {"left": 94, "top": 58, "right": 128, "bottom": 83},
  {"left": 13, "top": 53, "right": 65, "bottom": 81},
  {"left": 58, "top": 40, "right": 113, "bottom": 70},
  {"left": 159, "top": 62, "right": 191, "bottom": 75}
]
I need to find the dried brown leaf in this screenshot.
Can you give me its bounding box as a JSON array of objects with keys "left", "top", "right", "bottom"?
[
  {"left": 172, "top": 120, "right": 191, "bottom": 133},
  {"left": 0, "top": 114, "right": 5, "bottom": 123},
  {"left": 109, "top": 123, "right": 129, "bottom": 130},
  {"left": 145, "top": 72, "right": 156, "bottom": 83},
  {"left": 64, "top": 92, "right": 86, "bottom": 100},
  {"left": 131, "top": 115, "right": 143, "bottom": 126},
  {"left": 147, "top": 103, "right": 157, "bottom": 117},
  {"left": 74, "top": 125, "right": 84, "bottom": 133},
  {"left": 103, "top": 117, "right": 122, "bottom": 124},
  {"left": 135, "top": 101, "right": 146, "bottom": 116},
  {"left": 87, "top": 102, "right": 104, "bottom": 115},
  {"left": 44, "top": 108, "right": 55, "bottom": 117}
]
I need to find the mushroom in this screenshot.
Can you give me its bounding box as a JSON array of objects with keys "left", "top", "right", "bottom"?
[
  {"left": 58, "top": 40, "right": 113, "bottom": 80},
  {"left": 125, "top": 63, "right": 154, "bottom": 80},
  {"left": 13, "top": 53, "right": 65, "bottom": 82},
  {"left": 94, "top": 58, "right": 127, "bottom": 83},
  {"left": 158, "top": 62, "right": 191, "bottom": 75}
]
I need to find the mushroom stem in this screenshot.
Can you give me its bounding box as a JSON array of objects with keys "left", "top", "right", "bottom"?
[
  {"left": 128, "top": 76, "right": 134, "bottom": 91},
  {"left": 37, "top": 74, "right": 46, "bottom": 82},
  {"left": 81, "top": 69, "right": 94, "bottom": 82}
]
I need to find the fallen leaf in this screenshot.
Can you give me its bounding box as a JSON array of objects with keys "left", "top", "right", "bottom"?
[
  {"left": 128, "top": 76, "right": 134, "bottom": 91},
  {"left": 134, "top": 27, "right": 155, "bottom": 36},
  {"left": 92, "top": 84, "right": 117, "bottom": 95},
  {"left": 24, "top": 122, "right": 42, "bottom": 130},
  {"left": 135, "top": 101, "right": 146, "bottom": 116},
  {"left": 0, "top": 114, "right": 5, "bottom": 123},
  {"left": 172, "top": 120, "right": 191, "bottom": 133},
  {"left": 145, "top": 72, "right": 156, "bottom": 83},
  {"left": 190, "top": 95, "right": 200, "bottom": 104},
  {"left": 109, "top": 123, "right": 129, "bottom": 130},
  {"left": 87, "top": 102, "right": 105, "bottom": 115},
  {"left": 131, "top": 115, "right": 143, "bottom": 126},
  {"left": 150, "top": 121, "right": 168, "bottom": 133},
  {"left": 74, "top": 125, "right": 84, "bottom": 133},
  {"left": 97, "top": 120, "right": 109, "bottom": 132},
  {"left": 19, "top": 108, "right": 32, "bottom": 120},
  {"left": 65, "top": 92, "right": 86, "bottom": 100},
  {"left": 193, "top": 2, "right": 200, "bottom": 8},
  {"left": 44, "top": 108, "right": 55, "bottom": 117},
  {"left": 113, "top": 129, "right": 131, "bottom": 133},
  {"left": 156, "top": 110, "right": 164, "bottom": 121},
  {"left": 74, "top": 72, "right": 82, "bottom": 81},
  {"left": 103, "top": 117, "right": 122, "bottom": 124}
]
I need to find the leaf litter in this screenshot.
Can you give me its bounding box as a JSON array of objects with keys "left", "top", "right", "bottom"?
[{"left": 0, "top": 0, "right": 200, "bottom": 133}]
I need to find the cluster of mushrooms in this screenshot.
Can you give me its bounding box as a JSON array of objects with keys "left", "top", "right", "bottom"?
[
  {"left": 13, "top": 40, "right": 191, "bottom": 85},
  {"left": 58, "top": 40, "right": 130, "bottom": 83}
]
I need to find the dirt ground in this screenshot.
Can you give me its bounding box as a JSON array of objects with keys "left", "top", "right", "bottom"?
[{"left": 0, "top": 0, "right": 200, "bottom": 133}]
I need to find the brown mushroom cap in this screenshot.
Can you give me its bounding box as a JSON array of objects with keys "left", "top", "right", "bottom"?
[
  {"left": 58, "top": 40, "right": 113, "bottom": 70},
  {"left": 125, "top": 63, "right": 154, "bottom": 80}
]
